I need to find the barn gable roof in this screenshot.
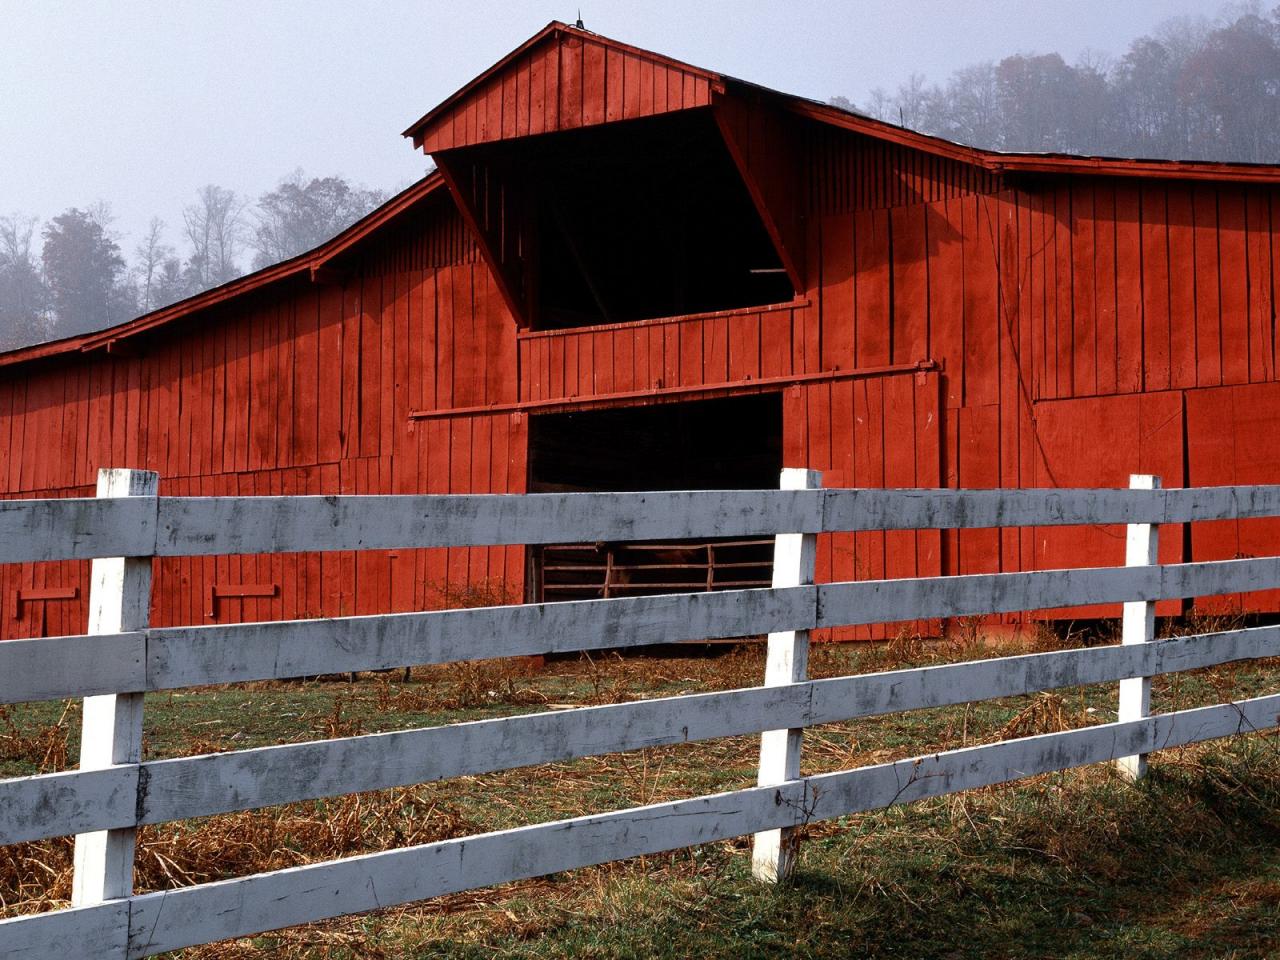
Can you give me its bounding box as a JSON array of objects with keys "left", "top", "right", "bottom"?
[
  {"left": 10, "top": 21, "right": 1280, "bottom": 371},
  {"left": 0, "top": 172, "right": 447, "bottom": 369},
  {"left": 402, "top": 22, "right": 723, "bottom": 152},
  {"left": 407, "top": 20, "right": 1280, "bottom": 189}
]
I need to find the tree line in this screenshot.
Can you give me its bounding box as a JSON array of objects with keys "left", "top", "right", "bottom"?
[
  {"left": 833, "top": 6, "right": 1280, "bottom": 164},
  {"left": 0, "top": 172, "right": 388, "bottom": 351}
]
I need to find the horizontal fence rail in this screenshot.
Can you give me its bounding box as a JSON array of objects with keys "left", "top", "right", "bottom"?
[
  {"left": 7, "top": 484, "right": 1280, "bottom": 564},
  {"left": 3, "top": 622, "right": 1279, "bottom": 846},
  {"left": 2, "top": 475, "right": 1280, "bottom": 958},
  {"left": 4, "top": 556, "right": 1280, "bottom": 705}
]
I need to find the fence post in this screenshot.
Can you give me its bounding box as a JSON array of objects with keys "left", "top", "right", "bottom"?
[
  {"left": 72, "top": 468, "right": 158, "bottom": 906},
  {"left": 1116, "top": 473, "right": 1160, "bottom": 781},
  {"left": 751, "top": 467, "right": 821, "bottom": 883}
]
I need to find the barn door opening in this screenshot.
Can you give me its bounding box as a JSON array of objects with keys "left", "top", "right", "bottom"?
[{"left": 527, "top": 394, "right": 782, "bottom": 602}]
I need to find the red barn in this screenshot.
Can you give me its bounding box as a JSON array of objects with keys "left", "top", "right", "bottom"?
[{"left": 3, "top": 21, "right": 1280, "bottom": 640}]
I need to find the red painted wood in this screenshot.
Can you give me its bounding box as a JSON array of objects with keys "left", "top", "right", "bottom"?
[
  {"left": 1072, "top": 183, "right": 1098, "bottom": 396},
  {"left": 1218, "top": 188, "right": 1249, "bottom": 386},
  {"left": 1140, "top": 183, "right": 1170, "bottom": 393},
  {"left": 1193, "top": 185, "right": 1223, "bottom": 388},
  {"left": 1167, "top": 186, "right": 1198, "bottom": 389},
  {"left": 1246, "top": 190, "right": 1274, "bottom": 382},
  {"left": 10, "top": 55, "right": 1280, "bottom": 641}
]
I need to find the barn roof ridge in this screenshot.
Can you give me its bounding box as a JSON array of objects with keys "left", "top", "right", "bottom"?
[
  {"left": 8, "top": 23, "right": 1280, "bottom": 371},
  {"left": 405, "top": 20, "right": 1280, "bottom": 187},
  {"left": 0, "top": 172, "right": 447, "bottom": 369}
]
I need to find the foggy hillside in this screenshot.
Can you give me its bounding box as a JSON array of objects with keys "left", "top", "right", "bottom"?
[{"left": 834, "top": 6, "right": 1280, "bottom": 162}]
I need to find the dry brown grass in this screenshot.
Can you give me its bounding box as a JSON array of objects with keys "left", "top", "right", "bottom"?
[{"left": 2, "top": 624, "right": 1278, "bottom": 958}]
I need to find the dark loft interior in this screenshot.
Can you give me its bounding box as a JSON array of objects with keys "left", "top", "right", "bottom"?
[
  {"left": 460, "top": 110, "right": 795, "bottom": 330},
  {"left": 527, "top": 395, "right": 782, "bottom": 602}
]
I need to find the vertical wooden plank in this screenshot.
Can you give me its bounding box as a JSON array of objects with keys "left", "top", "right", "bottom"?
[
  {"left": 819, "top": 213, "right": 853, "bottom": 372},
  {"left": 1193, "top": 185, "right": 1222, "bottom": 388},
  {"left": 605, "top": 47, "right": 624, "bottom": 122},
  {"left": 761, "top": 310, "right": 789, "bottom": 378},
  {"left": 622, "top": 53, "right": 641, "bottom": 120},
  {"left": 929, "top": 199, "right": 965, "bottom": 407},
  {"left": 582, "top": 39, "right": 605, "bottom": 127},
  {"left": 1140, "top": 184, "right": 1170, "bottom": 393},
  {"left": 558, "top": 34, "right": 583, "bottom": 131},
  {"left": 854, "top": 208, "right": 890, "bottom": 367},
  {"left": 528, "top": 45, "right": 548, "bottom": 137},
  {"left": 890, "top": 205, "right": 928, "bottom": 364},
  {"left": 1246, "top": 190, "right": 1274, "bottom": 383},
  {"left": 728, "top": 312, "right": 760, "bottom": 381},
  {"left": 613, "top": 322, "right": 636, "bottom": 392},
  {"left": 1117, "top": 474, "right": 1160, "bottom": 781},
  {"left": 1072, "top": 183, "right": 1099, "bottom": 396},
  {"left": 679, "top": 319, "right": 702, "bottom": 387},
  {"left": 1218, "top": 188, "right": 1249, "bottom": 386},
  {"left": 1115, "top": 186, "right": 1144, "bottom": 393},
  {"left": 72, "top": 468, "right": 157, "bottom": 907},
  {"left": 1093, "top": 185, "right": 1119, "bottom": 395},
  {"left": 1167, "top": 186, "right": 1198, "bottom": 389},
  {"left": 661, "top": 322, "right": 680, "bottom": 388},
  {"left": 964, "top": 197, "right": 1000, "bottom": 406},
  {"left": 704, "top": 314, "right": 728, "bottom": 384},
  {"left": 751, "top": 467, "right": 820, "bottom": 884}
]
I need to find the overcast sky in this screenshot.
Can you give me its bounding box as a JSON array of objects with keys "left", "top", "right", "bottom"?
[{"left": 1, "top": 0, "right": 1224, "bottom": 253}]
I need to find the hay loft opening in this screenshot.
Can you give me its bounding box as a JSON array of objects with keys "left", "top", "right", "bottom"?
[
  {"left": 527, "top": 394, "right": 782, "bottom": 602},
  {"left": 438, "top": 110, "right": 795, "bottom": 331}
]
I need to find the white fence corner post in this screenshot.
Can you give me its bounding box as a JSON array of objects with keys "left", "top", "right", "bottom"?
[
  {"left": 751, "top": 467, "right": 821, "bottom": 883},
  {"left": 72, "top": 468, "right": 159, "bottom": 907},
  {"left": 1116, "top": 473, "right": 1160, "bottom": 781}
]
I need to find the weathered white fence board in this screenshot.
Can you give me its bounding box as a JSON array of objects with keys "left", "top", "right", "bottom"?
[
  {"left": 141, "top": 558, "right": 1280, "bottom": 691},
  {"left": 11, "top": 486, "right": 1280, "bottom": 565},
  {"left": 806, "top": 692, "right": 1280, "bottom": 821},
  {"left": 7, "top": 479, "right": 1280, "bottom": 957},
  {"left": 0, "top": 496, "right": 157, "bottom": 564},
  {"left": 4, "top": 623, "right": 1274, "bottom": 845},
  {"left": 0, "top": 902, "right": 129, "bottom": 960},
  {"left": 0, "top": 766, "right": 137, "bottom": 845},
  {"left": 823, "top": 485, "right": 1280, "bottom": 530},
  {"left": 139, "top": 622, "right": 1280, "bottom": 827},
  {"left": 136, "top": 683, "right": 816, "bottom": 824},
  {"left": 0, "top": 632, "right": 144, "bottom": 704},
  {"left": 124, "top": 779, "right": 811, "bottom": 957},
  {"left": 817, "top": 557, "right": 1280, "bottom": 627},
  {"left": 110, "top": 693, "right": 1280, "bottom": 956},
  {"left": 154, "top": 491, "right": 827, "bottom": 555},
  {"left": 146, "top": 585, "right": 815, "bottom": 688}
]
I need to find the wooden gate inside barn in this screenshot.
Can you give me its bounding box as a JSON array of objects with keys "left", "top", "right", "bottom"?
[{"left": 527, "top": 393, "right": 781, "bottom": 603}]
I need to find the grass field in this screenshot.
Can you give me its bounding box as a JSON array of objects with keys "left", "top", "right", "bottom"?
[{"left": 2, "top": 621, "right": 1279, "bottom": 959}]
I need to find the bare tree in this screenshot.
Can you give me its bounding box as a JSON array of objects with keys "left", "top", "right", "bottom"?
[
  {"left": 828, "top": 3, "right": 1280, "bottom": 163},
  {"left": 134, "top": 217, "right": 177, "bottom": 313},
  {"left": 250, "top": 170, "right": 387, "bottom": 269},
  {"left": 183, "top": 184, "right": 246, "bottom": 292},
  {"left": 0, "top": 213, "right": 51, "bottom": 347}
]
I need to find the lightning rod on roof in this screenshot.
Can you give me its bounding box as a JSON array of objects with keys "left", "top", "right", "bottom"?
[{"left": 576, "top": 10, "right": 584, "bottom": 29}]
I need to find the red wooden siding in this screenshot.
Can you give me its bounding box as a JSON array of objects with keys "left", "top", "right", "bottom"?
[
  {"left": 805, "top": 123, "right": 1003, "bottom": 214},
  {"left": 415, "top": 30, "right": 716, "bottom": 153},
  {"left": 9, "top": 44, "right": 1280, "bottom": 641},
  {"left": 0, "top": 201, "right": 526, "bottom": 639}
]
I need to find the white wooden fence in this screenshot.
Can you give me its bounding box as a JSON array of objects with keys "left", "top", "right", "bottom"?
[{"left": 3, "top": 468, "right": 1280, "bottom": 957}]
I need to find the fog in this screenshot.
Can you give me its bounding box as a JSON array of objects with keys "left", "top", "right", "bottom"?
[{"left": 0, "top": 0, "right": 1252, "bottom": 348}]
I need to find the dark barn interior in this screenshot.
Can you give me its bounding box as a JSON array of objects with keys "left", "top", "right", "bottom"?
[{"left": 527, "top": 394, "right": 782, "bottom": 601}]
